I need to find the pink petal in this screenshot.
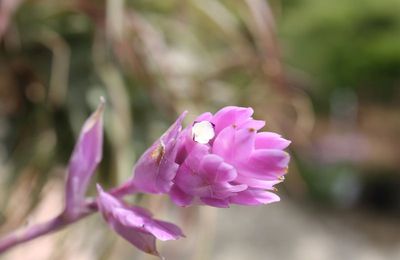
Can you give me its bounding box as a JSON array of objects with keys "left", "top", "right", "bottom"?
[
  {"left": 230, "top": 189, "right": 280, "bottom": 205},
  {"left": 96, "top": 184, "right": 122, "bottom": 210},
  {"left": 147, "top": 220, "right": 185, "bottom": 241},
  {"left": 255, "top": 132, "right": 291, "bottom": 150},
  {"left": 212, "top": 106, "right": 254, "bottom": 134},
  {"left": 112, "top": 208, "right": 146, "bottom": 227},
  {"left": 126, "top": 206, "right": 153, "bottom": 218},
  {"left": 212, "top": 126, "right": 255, "bottom": 162},
  {"left": 183, "top": 143, "right": 209, "bottom": 172},
  {"left": 195, "top": 112, "right": 213, "bottom": 121},
  {"left": 211, "top": 183, "right": 248, "bottom": 199},
  {"left": 238, "top": 149, "right": 290, "bottom": 180},
  {"left": 174, "top": 164, "right": 207, "bottom": 195},
  {"left": 200, "top": 154, "right": 237, "bottom": 183},
  {"left": 114, "top": 226, "right": 159, "bottom": 256},
  {"left": 238, "top": 118, "right": 266, "bottom": 131},
  {"left": 199, "top": 154, "right": 222, "bottom": 174},
  {"left": 234, "top": 175, "right": 282, "bottom": 189},
  {"left": 200, "top": 197, "right": 230, "bottom": 208},
  {"left": 170, "top": 185, "right": 194, "bottom": 207}
]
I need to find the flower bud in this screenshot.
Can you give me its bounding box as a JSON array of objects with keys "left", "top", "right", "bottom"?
[{"left": 64, "top": 99, "right": 104, "bottom": 218}]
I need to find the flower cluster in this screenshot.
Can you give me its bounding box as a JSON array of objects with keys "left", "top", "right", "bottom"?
[
  {"left": 61, "top": 101, "right": 290, "bottom": 257},
  {"left": 132, "top": 106, "right": 290, "bottom": 208}
]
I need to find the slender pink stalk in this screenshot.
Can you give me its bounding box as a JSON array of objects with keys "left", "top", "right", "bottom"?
[
  {"left": 0, "top": 183, "right": 135, "bottom": 254},
  {"left": 0, "top": 205, "right": 95, "bottom": 254},
  {"left": 0, "top": 215, "right": 65, "bottom": 253}
]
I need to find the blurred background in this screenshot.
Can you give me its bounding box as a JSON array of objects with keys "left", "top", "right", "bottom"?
[{"left": 0, "top": 0, "right": 400, "bottom": 259}]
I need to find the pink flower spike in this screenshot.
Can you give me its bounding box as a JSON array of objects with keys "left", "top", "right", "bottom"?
[
  {"left": 96, "top": 185, "right": 184, "bottom": 257},
  {"left": 64, "top": 98, "right": 105, "bottom": 219},
  {"left": 169, "top": 106, "right": 291, "bottom": 207},
  {"left": 130, "top": 111, "right": 187, "bottom": 194}
]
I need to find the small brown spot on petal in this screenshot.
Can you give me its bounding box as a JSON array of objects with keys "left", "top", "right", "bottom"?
[{"left": 151, "top": 143, "right": 165, "bottom": 165}]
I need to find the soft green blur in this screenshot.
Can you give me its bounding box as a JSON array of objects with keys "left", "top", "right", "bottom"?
[{"left": 0, "top": 0, "right": 399, "bottom": 259}]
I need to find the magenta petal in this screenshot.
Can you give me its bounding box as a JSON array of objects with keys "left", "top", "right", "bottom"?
[
  {"left": 64, "top": 99, "right": 104, "bottom": 218},
  {"left": 183, "top": 143, "right": 209, "bottom": 172},
  {"left": 170, "top": 185, "right": 194, "bottom": 207},
  {"left": 173, "top": 150, "right": 246, "bottom": 203},
  {"left": 251, "top": 149, "right": 290, "bottom": 170},
  {"left": 127, "top": 205, "right": 153, "bottom": 218},
  {"left": 238, "top": 149, "right": 290, "bottom": 180},
  {"left": 174, "top": 164, "right": 207, "bottom": 196},
  {"left": 115, "top": 227, "right": 159, "bottom": 256},
  {"left": 200, "top": 197, "right": 230, "bottom": 208},
  {"left": 235, "top": 175, "right": 281, "bottom": 189},
  {"left": 174, "top": 144, "right": 210, "bottom": 193},
  {"left": 212, "top": 126, "right": 255, "bottom": 162},
  {"left": 238, "top": 118, "right": 266, "bottom": 131},
  {"left": 132, "top": 112, "right": 186, "bottom": 194},
  {"left": 147, "top": 220, "right": 185, "bottom": 241},
  {"left": 195, "top": 112, "right": 213, "bottom": 122},
  {"left": 230, "top": 189, "right": 280, "bottom": 205},
  {"left": 199, "top": 154, "right": 222, "bottom": 176},
  {"left": 212, "top": 106, "right": 254, "bottom": 134},
  {"left": 97, "top": 185, "right": 184, "bottom": 256},
  {"left": 200, "top": 155, "right": 237, "bottom": 183},
  {"left": 211, "top": 183, "right": 248, "bottom": 199},
  {"left": 255, "top": 132, "right": 291, "bottom": 150},
  {"left": 214, "top": 183, "right": 248, "bottom": 193},
  {"left": 112, "top": 208, "right": 146, "bottom": 227}
]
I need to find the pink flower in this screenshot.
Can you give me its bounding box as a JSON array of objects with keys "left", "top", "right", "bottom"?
[
  {"left": 130, "top": 111, "right": 187, "bottom": 194},
  {"left": 64, "top": 99, "right": 104, "bottom": 218},
  {"left": 96, "top": 185, "right": 184, "bottom": 257},
  {"left": 170, "top": 106, "right": 290, "bottom": 207}
]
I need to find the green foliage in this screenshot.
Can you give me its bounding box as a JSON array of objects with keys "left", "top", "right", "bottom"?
[{"left": 280, "top": 0, "right": 400, "bottom": 106}]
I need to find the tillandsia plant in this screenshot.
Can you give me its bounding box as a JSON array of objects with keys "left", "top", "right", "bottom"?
[{"left": 0, "top": 99, "right": 291, "bottom": 258}]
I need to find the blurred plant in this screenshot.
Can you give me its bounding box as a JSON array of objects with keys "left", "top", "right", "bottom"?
[
  {"left": 1, "top": 0, "right": 398, "bottom": 258},
  {"left": 280, "top": 0, "right": 400, "bottom": 107},
  {"left": 0, "top": 101, "right": 290, "bottom": 257}
]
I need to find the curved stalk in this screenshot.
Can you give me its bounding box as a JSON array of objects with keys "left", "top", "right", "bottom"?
[{"left": 0, "top": 183, "right": 137, "bottom": 254}]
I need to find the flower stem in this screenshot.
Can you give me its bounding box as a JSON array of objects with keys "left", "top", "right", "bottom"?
[
  {"left": 0, "top": 183, "right": 137, "bottom": 254},
  {"left": 0, "top": 202, "right": 96, "bottom": 254}
]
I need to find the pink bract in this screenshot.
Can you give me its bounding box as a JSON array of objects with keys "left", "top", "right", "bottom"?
[
  {"left": 130, "top": 111, "right": 187, "bottom": 194},
  {"left": 96, "top": 185, "right": 184, "bottom": 257},
  {"left": 64, "top": 99, "right": 104, "bottom": 218}
]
